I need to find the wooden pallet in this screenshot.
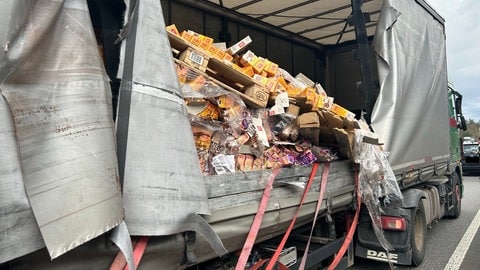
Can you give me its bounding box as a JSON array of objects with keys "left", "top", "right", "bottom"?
[{"left": 174, "top": 58, "right": 268, "bottom": 108}]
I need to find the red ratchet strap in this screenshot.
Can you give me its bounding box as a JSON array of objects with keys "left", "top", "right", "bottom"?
[
  {"left": 110, "top": 236, "right": 149, "bottom": 270},
  {"left": 265, "top": 163, "right": 319, "bottom": 270},
  {"left": 327, "top": 168, "right": 361, "bottom": 270},
  {"left": 235, "top": 167, "right": 282, "bottom": 270},
  {"left": 298, "top": 162, "right": 330, "bottom": 270}
]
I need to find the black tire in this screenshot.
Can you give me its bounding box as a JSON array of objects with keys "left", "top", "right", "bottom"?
[
  {"left": 445, "top": 172, "right": 461, "bottom": 219},
  {"left": 411, "top": 199, "right": 427, "bottom": 266}
]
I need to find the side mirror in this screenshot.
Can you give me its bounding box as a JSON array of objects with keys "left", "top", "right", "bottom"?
[
  {"left": 458, "top": 116, "right": 467, "bottom": 131},
  {"left": 455, "top": 96, "right": 463, "bottom": 115}
]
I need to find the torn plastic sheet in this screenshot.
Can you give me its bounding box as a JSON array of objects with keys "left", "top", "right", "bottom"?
[
  {"left": 353, "top": 127, "right": 403, "bottom": 255},
  {"left": 0, "top": 0, "right": 124, "bottom": 259}
]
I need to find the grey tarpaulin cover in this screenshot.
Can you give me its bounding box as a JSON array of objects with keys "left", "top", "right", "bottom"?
[
  {"left": 0, "top": 96, "right": 44, "bottom": 263},
  {"left": 371, "top": 0, "right": 450, "bottom": 170},
  {"left": 116, "top": 0, "right": 210, "bottom": 235},
  {"left": 0, "top": 2, "right": 44, "bottom": 264},
  {"left": 0, "top": 0, "right": 124, "bottom": 260}
]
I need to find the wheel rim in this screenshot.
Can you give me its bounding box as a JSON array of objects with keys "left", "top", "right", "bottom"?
[
  {"left": 455, "top": 184, "right": 461, "bottom": 208},
  {"left": 413, "top": 210, "right": 425, "bottom": 251}
]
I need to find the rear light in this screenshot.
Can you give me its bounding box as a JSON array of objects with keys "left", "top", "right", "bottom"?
[{"left": 380, "top": 216, "right": 407, "bottom": 231}]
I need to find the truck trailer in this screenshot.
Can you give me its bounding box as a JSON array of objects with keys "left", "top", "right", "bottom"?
[{"left": 0, "top": 0, "right": 466, "bottom": 269}]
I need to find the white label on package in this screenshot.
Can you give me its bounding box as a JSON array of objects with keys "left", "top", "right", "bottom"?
[
  {"left": 252, "top": 117, "right": 270, "bottom": 147},
  {"left": 211, "top": 154, "right": 235, "bottom": 175},
  {"left": 189, "top": 51, "right": 204, "bottom": 65},
  {"left": 315, "top": 83, "right": 327, "bottom": 95},
  {"left": 324, "top": 97, "right": 334, "bottom": 110},
  {"left": 275, "top": 92, "right": 290, "bottom": 108},
  {"left": 269, "top": 104, "right": 285, "bottom": 115}
]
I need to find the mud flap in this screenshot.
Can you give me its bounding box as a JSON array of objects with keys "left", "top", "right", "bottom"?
[{"left": 355, "top": 243, "right": 411, "bottom": 265}]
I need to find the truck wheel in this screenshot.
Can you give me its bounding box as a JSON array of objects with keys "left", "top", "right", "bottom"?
[
  {"left": 411, "top": 199, "right": 426, "bottom": 266},
  {"left": 446, "top": 172, "right": 461, "bottom": 218}
]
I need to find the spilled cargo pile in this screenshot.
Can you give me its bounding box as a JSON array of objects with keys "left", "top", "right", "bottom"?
[{"left": 167, "top": 25, "right": 358, "bottom": 176}]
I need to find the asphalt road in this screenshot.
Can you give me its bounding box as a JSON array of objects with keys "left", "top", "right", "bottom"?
[{"left": 348, "top": 166, "right": 480, "bottom": 270}]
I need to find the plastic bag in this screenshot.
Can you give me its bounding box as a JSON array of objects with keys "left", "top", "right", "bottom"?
[{"left": 353, "top": 126, "right": 403, "bottom": 254}]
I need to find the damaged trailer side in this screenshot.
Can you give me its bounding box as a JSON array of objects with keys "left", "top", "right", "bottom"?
[
  {"left": 1, "top": 0, "right": 464, "bottom": 269},
  {"left": 0, "top": 0, "right": 361, "bottom": 269}
]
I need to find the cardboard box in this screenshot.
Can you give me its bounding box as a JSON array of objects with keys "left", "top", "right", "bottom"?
[
  {"left": 286, "top": 84, "right": 302, "bottom": 97},
  {"left": 190, "top": 36, "right": 202, "bottom": 47},
  {"left": 187, "top": 30, "right": 214, "bottom": 45},
  {"left": 227, "top": 35, "right": 252, "bottom": 55},
  {"left": 295, "top": 73, "right": 315, "bottom": 88},
  {"left": 297, "top": 112, "right": 320, "bottom": 128},
  {"left": 287, "top": 104, "right": 300, "bottom": 117},
  {"left": 265, "top": 78, "right": 278, "bottom": 93},
  {"left": 297, "top": 112, "right": 320, "bottom": 145},
  {"left": 215, "top": 49, "right": 226, "bottom": 59},
  {"left": 207, "top": 45, "right": 219, "bottom": 56},
  {"left": 252, "top": 74, "right": 268, "bottom": 86},
  {"left": 179, "top": 47, "right": 209, "bottom": 72},
  {"left": 223, "top": 53, "right": 234, "bottom": 62},
  {"left": 319, "top": 126, "right": 336, "bottom": 145},
  {"left": 181, "top": 31, "right": 194, "bottom": 42},
  {"left": 166, "top": 24, "right": 180, "bottom": 36},
  {"left": 199, "top": 41, "right": 210, "bottom": 51},
  {"left": 343, "top": 118, "right": 360, "bottom": 131},
  {"left": 315, "top": 93, "right": 326, "bottom": 109},
  {"left": 239, "top": 50, "right": 256, "bottom": 66},
  {"left": 333, "top": 128, "right": 354, "bottom": 159},
  {"left": 242, "top": 66, "right": 255, "bottom": 77},
  {"left": 305, "top": 87, "right": 316, "bottom": 102},
  {"left": 244, "top": 84, "right": 269, "bottom": 108},
  {"left": 264, "top": 59, "right": 278, "bottom": 77},
  {"left": 331, "top": 103, "right": 355, "bottom": 121},
  {"left": 213, "top": 42, "right": 227, "bottom": 50},
  {"left": 320, "top": 110, "right": 344, "bottom": 129},
  {"left": 199, "top": 35, "right": 214, "bottom": 46},
  {"left": 252, "top": 57, "right": 266, "bottom": 74},
  {"left": 277, "top": 76, "right": 289, "bottom": 89}
]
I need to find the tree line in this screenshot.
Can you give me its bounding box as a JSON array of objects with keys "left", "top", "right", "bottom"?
[{"left": 460, "top": 118, "right": 480, "bottom": 142}]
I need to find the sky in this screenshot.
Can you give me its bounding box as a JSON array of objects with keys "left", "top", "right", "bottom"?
[{"left": 426, "top": 0, "right": 480, "bottom": 122}]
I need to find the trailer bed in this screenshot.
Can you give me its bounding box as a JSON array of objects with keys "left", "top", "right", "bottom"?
[{"left": 4, "top": 161, "right": 355, "bottom": 269}]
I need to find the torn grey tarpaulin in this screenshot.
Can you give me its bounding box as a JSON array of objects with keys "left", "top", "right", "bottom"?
[
  {"left": 109, "top": 221, "right": 135, "bottom": 270},
  {"left": 0, "top": 95, "right": 44, "bottom": 263},
  {"left": 0, "top": 0, "right": 124, "bottom": 259},
  {"left": 0, "top": 1, "right": 44, "bottom": 263},
  {"left": 115, "top": 0, "right": 211, "bottom": 236},
  {"left": 371, "top": 0, "right": 450, "bottom": 169}
]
